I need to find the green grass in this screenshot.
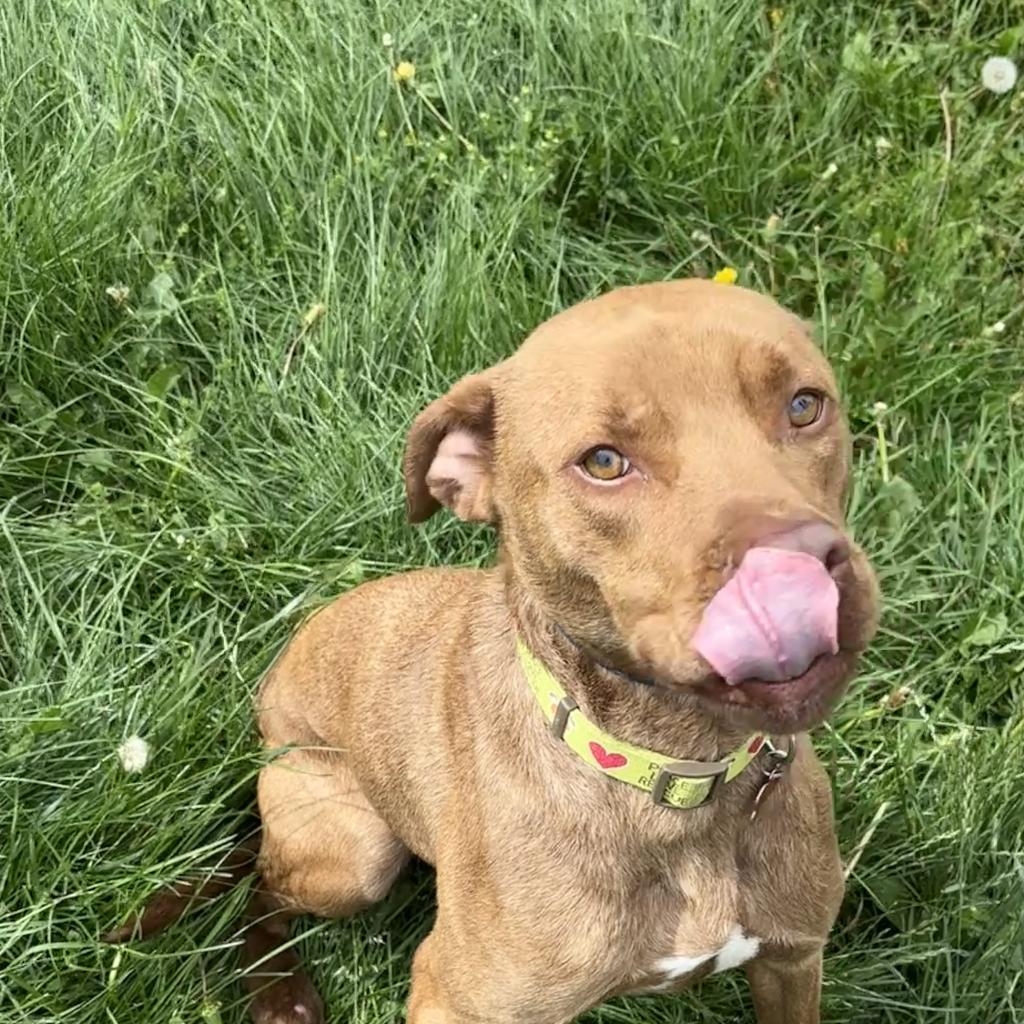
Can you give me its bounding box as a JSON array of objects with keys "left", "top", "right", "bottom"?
[{"left": 2, "top": 0, "right": 1023, "bottom": 1021}]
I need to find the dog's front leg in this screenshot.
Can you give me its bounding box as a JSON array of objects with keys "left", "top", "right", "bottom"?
[
  {"left": 406, "top": 934, "right": 455, "bottom": 1024},
  {"left": 744, "top": 950, "right": 823, "bottom": 1024},
  {"left": 407, "top": 931, "right": 577, "bottom": 1024}
]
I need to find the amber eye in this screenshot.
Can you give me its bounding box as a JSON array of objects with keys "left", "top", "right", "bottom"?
[
  {"left": 580, "top": 447, "right": 631, "bottom": 481},
  {"left": 788, "top": 390, "right": 824, "bottom": 428}
]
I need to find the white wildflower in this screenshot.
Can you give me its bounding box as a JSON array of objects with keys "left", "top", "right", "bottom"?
[
  {"left": 981, "top": 56, "right": 1017, "bottom": 94},
  {"left": 871, "top": 401, "right": 888, "bottom": 417},
  {"left": 983, "top": 320, "right": 1007, "bottom": 337},
  {"left": 105, "top": 285, "right": 130, "bottom": 305},
  {"left": 874, "top": 136, "right": 892, "bottom": 155},
  {"left": 382, "top": 32, "right": 394, "bottom": 47},
  {"left": 820, "top": 161, "right": 839, "bottom": 181},
  {"left": 117, "top": 735, "right": 150, "bottom": 774}
]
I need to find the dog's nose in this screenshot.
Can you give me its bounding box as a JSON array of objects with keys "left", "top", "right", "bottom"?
[
  {"left": 724, "top": 511, "right": 850, "bottom": 574},
  {"left": 750, "top": 519, "right": 850, "bottom": 572}
]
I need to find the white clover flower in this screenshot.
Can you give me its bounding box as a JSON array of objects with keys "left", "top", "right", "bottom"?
[
  {"left": 983, "top": 320, "right": 1007, "bottom": 337},
  {"left": 105, "top": 285, "right": 130, "bottom": 305},
  {"left": 382, "top": 32, "right": 394, "bottom": 47},
  {"left": 820, "top": 161, "right": 838, "bottom": 181},
  {"left": 874, "top": 136, "right": 892, "bottom": 155},
  {"left": 871, "top": 401, "right": 889, "bottom": 417},
  {"left": 981, "top": 56, "right": 1017, "bottom": 94},
  {"left": 117, "top": 735, "right": 150, "bottom": 774}
]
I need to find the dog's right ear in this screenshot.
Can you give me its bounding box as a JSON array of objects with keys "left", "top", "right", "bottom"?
[{"left": 403, "top": 371, "right": 497, "bottom": 524}]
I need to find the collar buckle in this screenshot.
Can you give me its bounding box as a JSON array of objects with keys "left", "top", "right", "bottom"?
[
  {"left": 652, "top": 759, "right": 730, "bottom": 809},
  {"left": 550, "top": 696, "right": 579, "bottom": 740}
]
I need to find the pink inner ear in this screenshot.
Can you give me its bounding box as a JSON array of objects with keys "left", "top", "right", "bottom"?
[{"left": 425, "top": 428, "right": 490, "bottom": 520}]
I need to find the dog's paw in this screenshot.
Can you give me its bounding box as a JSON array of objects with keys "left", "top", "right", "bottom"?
[{"left": 249, "top": 975, "right": 325, "bottom": 1024}]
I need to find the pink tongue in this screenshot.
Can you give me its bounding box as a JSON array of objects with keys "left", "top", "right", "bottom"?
[{"left": 692, "top": 547, "right": 839, "bottom": 684}]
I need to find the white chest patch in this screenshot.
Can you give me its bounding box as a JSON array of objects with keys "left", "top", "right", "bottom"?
[
  {"left": 713, "top": 925, "right": 761, "bottom": 972},
  {"left": 653, "top": 950, "right": 716, "bottom": 980},
  {"left": 646, "top": 925, "right": 761, "bottom": 991}
]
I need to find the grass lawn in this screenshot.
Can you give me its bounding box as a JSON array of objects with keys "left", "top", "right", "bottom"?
[{"left": 2, "top": 0, "right": 1023, "bottom": 1021}]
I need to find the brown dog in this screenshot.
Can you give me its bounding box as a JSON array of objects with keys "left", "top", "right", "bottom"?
[{"left": 110, "top": 279, "right": 879, "bottom": 1023}]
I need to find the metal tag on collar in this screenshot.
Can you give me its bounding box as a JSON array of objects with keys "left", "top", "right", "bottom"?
[
  {"left": 750, "top": 736, "right": 794, "bottom": 821},
  {"left": 652, "top": 759, "right": 730, "bottom": 809}
]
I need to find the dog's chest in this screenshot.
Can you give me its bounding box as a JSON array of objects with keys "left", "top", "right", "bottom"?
[
  {"left": 623, "top": 860, "right": 762, "bottom": 994},
  {"left": 630, "top": 924, "right": 761, "bottom": 993}
]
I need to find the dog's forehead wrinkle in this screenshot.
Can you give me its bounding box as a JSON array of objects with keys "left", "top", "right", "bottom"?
[
  {"left": 504, "top": 349, "right": 729, "bottom": 449},
  {"left": 512, "top": 319, "right": 820, "bottom": 416},
  {"left": 737, "top": 343, "right": 793, "bottom": 386}
]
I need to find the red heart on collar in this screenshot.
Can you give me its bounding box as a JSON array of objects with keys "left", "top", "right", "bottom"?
[{"left": 589, "top": 742, "right": 628, "bottom": 770}]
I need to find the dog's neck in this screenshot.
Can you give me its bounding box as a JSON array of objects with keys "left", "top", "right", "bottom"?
[{"left": 505, "top": 579, "right": 753, "bottom": 764}]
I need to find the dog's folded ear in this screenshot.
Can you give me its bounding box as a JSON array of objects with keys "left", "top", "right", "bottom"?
[{"left": 403, "top": 370, "right": 498, "bottom": 524}]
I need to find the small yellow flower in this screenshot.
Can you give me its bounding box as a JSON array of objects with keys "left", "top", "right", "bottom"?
[
  {"left": 769, "top": 8, "right": 784, "bottom": 27},
  {"left": 712, "top": 267, "right": 738, "bottom": 285},
  {"left": 302, "top": 302, "right": 327, "bottom": 329},
  {"left": 393, "top": 61, "right": 416, "bottom": 82}
]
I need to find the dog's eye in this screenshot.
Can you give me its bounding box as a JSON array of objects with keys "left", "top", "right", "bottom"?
[
  {"left": 788, "top": 390, "right": 824, "bottom": 428},
  {"left": 580, "top": 447, "right": 631, "bottom": 481}
]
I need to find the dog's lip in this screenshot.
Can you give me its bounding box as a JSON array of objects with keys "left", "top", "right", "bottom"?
[{"left": 689, "top": 649, "right": 855, "bottom": 708}]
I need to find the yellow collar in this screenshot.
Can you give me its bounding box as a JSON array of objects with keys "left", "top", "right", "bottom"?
[{"left": 517, "top": 637, "right": 769, "bottom": 810}]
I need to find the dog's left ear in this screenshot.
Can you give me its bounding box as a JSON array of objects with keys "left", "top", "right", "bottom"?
[{"left": 403, "top": 370, "right": 498, "bottom": 524}]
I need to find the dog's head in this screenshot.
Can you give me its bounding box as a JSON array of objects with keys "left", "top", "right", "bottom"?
[{"left": 404, "top": 280, "right": 879, "bottom": 734}]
